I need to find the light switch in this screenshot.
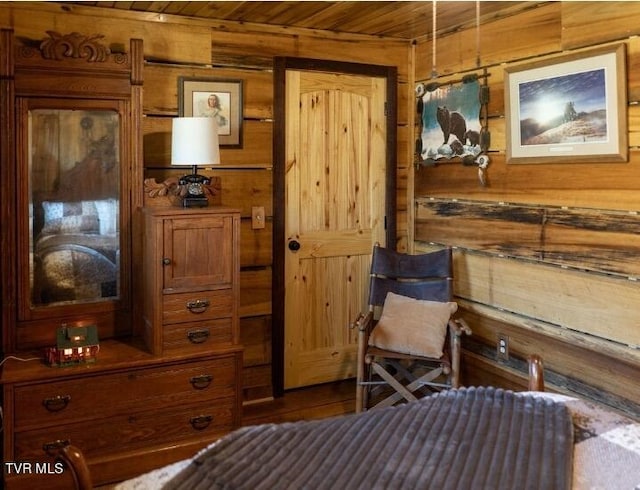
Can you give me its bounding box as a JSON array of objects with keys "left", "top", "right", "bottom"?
[{"left": 252, "top": 206, "right": 266, "bottom": 229}]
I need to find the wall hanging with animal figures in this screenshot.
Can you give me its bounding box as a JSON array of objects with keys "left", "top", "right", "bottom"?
[{"left": 415, "top": 74, "right": 490, "bottom": 185}]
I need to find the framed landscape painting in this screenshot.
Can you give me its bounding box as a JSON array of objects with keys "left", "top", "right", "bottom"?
[{"left": 504, "top": 44, "right": 627, "bottom": 164}]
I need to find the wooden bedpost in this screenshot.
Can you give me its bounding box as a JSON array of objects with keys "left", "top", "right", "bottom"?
[
  {"left": 528, "top": 354, "right": 545, "bottom": 391},
  {"left": 55, "top": 445, "right": 92, "bottom": 490}
]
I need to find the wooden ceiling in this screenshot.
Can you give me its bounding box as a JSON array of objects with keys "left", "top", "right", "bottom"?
[{"left": 67, "top": 1, "right": 540, "bottom": 40}]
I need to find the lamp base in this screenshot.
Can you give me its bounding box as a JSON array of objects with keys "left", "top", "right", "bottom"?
[{"left": 182, "top": 195, "right": 209, "bottom": 208}]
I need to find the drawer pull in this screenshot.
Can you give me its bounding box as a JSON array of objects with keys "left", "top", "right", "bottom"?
[
  {"left": 190, "top": 415, "right": 213, "bottom": 431},
  {"left": 43, "top": 394, "right": 71, "bottom": 412},
  {"left": 186, "top": 299, "right": 210, "bottom": 314},
  {"left": 43, "top": 439, "right": 70, "bottom": 454},
  {"left": 187, "top": 328, "right": 211, "bottom": 344},
  {"left": 190, "top": 374, "right": 213, "bottom": 390}
]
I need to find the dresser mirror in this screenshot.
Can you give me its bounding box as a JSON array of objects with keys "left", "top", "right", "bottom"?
[
  {"left": 27, "top": 107, "right": 121, "bottom": 309},
  {"left": 1, "top": 29, "right": 143, "bottom": 351}
]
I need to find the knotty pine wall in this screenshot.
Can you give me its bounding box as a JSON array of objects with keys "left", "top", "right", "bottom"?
[
  {"left": 413, "top": 1, "right": 640, "bottom": 417},
  {"left": 0, "top": 1, "right": 412, "bottom": 402},
  {"left": 5, "top": 1, "right": 637, "bottom": 416}
]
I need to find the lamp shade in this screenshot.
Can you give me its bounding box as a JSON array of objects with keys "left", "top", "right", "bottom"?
[{"left": 171, "top": 117, "right": 220, "bottom": 166}]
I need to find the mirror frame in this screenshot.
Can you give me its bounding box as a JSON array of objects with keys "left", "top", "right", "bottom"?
[
  {"left": 0, "top": 30, "right": 143, "bottom": 352},
  {"left": 19, "top": 101, "right": 126, "bottom": 318}
]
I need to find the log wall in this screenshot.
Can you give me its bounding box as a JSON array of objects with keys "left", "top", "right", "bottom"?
[
  {"left": 4, "top": 1, "right": 637, "bottom": 416},
  {"left": 0, "top": 1, "right": 411, "bottom": 402},
  {"left": 414, "top": 1, "right": 640, "bottom": 417}
]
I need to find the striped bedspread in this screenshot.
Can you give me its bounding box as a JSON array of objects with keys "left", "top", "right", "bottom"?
[{"left": 160, "top": 387, "right": 573, "bottom": 490}]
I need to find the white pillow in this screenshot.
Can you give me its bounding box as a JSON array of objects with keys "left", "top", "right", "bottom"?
[
  {"left": 368, "top": 292, "right": 457, "bottom": 358},
  {"left": 94, "top": 199, "right": 119, "bottom": 235}
]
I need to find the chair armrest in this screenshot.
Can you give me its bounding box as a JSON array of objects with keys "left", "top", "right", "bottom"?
[
  {"left": 351, "top": 311, "right": 374, "bottom": 333},
  {"left": 449, "top": 317, "right": 472, "bottom": 337},
  {"left": 447, "top": 317, "right": 471, "bottom": 388},
  {"left": 354, "top": 310, "right": 376, "bottom": 412}
]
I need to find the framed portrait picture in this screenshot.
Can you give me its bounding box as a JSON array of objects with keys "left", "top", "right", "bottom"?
[
  {"left": 504, "top": 44, "right": 627, "bottom": 164},
  {"left": 178, "top": 77, "right": 243, "bottom": 148}
]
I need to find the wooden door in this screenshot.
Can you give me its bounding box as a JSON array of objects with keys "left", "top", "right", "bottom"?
[{"left": 282, "top": 68, "right": 391, "bottom": 389}]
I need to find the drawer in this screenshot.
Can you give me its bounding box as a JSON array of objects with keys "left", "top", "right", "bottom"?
[
  {"left": 13, "top": 354, "right": 240, "bottom": 431},
  {"left": 14, "top": 397, "right": 236, "bottom": 461},
  {"left": 164, "top": 318, "right": 233, "bottom": 352},
  {"left": 163, "top": 289, "right": 233, "bottom": 325}
]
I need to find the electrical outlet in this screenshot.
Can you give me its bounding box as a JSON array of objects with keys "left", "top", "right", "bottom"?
[{"left": 497, "top": 334, "right": 509, "bottom": 361}]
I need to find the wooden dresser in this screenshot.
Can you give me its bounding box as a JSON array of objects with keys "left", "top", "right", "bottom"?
[
  {"left": 0, "top": 29, "right": 243, "bottom": 489},
  {"left": 2, "top": 342, "right": 242, "bottom": 488},
  {"left": 1, "top": 208, "right": 243, "bottom": 488}
]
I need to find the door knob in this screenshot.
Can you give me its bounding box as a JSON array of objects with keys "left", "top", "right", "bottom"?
[{"left": 288, "top": 240, "right": 301, "bottom": 251}]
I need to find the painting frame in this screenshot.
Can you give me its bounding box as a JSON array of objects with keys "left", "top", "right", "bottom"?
[
  {"left": 504, "top": 43, "right": 627, "bottom": 164},
  {"left": 178, "top": 77, "right": 243, "bottom": 148},
  {"left": 416, "top": 76, "right": 485, "bottom": 166}
]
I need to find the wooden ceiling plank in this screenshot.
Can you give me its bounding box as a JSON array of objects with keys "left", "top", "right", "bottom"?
[
  {"left": 262, "top": 2, "right": 336, "bottom": 26},
  {"left": 170, "top": 1, "right": 213, "bottom": 17},
  {"left": 185, "top": 1, "right": 243, "bottom": 19},
  {"left": 336, "top": 3, "right": 429, "bottom": 37},
  {"left": 220, "top": 1, "right": 329, "bottom": 26},
  {"left": 145, "top": 2, "right": 171, "bottom": 14},
  {"left": 129, "top": 1, "right": 155, "bottom": 10},
  {"left": 300, "top": 1, "right": 375, "bottom": 30},
  {"left": 155, "top": 1, "right": 192, "bottom": 15},
  {"left": 110, "top": 1, "right": 135, "bottom": 10},
  {"left": 56, "top": 1, "right": 541, "bottom": 41}
]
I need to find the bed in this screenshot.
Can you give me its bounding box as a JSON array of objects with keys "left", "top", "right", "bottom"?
[
  {"left": 110, "top": 387, "right": 640, "bottom": 490},
  {"left": 56, "top": 355, "right": 639, "bottom": 490},
  {"left": 34, "top": 198, "right": 119, "bottom": 303}
]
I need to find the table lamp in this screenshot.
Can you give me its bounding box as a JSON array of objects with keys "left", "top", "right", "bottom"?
[{"left": 171, "top": 116, "right": 220, "bottom": 207}]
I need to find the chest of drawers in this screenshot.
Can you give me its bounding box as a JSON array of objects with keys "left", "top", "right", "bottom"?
[
  {"left": 141, "top": 207, "right": 241, "bottom": 356},
  {"left": 2, "top": 343, "right": 242, "bottom": 489},
  {"left": 2, "top": 207, "right": 243, "bottom": 488}
]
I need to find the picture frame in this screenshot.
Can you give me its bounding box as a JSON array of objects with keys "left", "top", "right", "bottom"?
[
  {"left": 178, "top": 77, "right": 243, "bottom": 148},
  {"left": 504, "top": 43, "right": 627, "bottom": 164},
  {"left": 416, "top": 77, "right": 484, "bottom": 165}
]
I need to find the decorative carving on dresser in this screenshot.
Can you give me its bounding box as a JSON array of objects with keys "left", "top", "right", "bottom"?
[
  {"left": 40, "top": 31, "right": 111, "bottom": 61},
  {"left": 143, "top": 176, "right": 222, "bottom": 207}
]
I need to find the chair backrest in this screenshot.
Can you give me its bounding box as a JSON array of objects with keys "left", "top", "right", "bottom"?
[{"left": 368, "top": 245, "right": 453, "bottom": 308}]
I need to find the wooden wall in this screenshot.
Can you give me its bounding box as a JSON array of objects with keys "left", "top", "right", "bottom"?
[
  {"left": 0, "top": 1, "right": 412, "bottom": 402},
  {"left": 6, "top": 1, "right": 637, "bottom": 417},
  {"left": 413, "top": 1, "right": 640, "bottom": 418}
]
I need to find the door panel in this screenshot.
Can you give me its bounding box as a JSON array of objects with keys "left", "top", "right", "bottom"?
[{"left": 284, "top": 70, "right": 388, "bottom": 389}]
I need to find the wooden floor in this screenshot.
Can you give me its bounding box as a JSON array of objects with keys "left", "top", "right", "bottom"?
[{"left": 242, "top": 378, "right": 357, "bottom": 426}]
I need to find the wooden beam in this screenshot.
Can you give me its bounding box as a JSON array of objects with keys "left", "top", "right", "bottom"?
[{"left": 416, "top": 198, "right": 640, "bottom": 278}]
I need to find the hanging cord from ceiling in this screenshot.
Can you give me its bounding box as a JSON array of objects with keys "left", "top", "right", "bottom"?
[
  {"left": 415, "top": 0, "right": 490, "bottom": 186},
  {"left": 475, "top": 0, "right": 481, "bottom": 68},
  {"left": 431, "top": 0, "right": 438, "bottom": 79},
  {"left": 474, "top": 0, "right": 490, "bottom": 186}
]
